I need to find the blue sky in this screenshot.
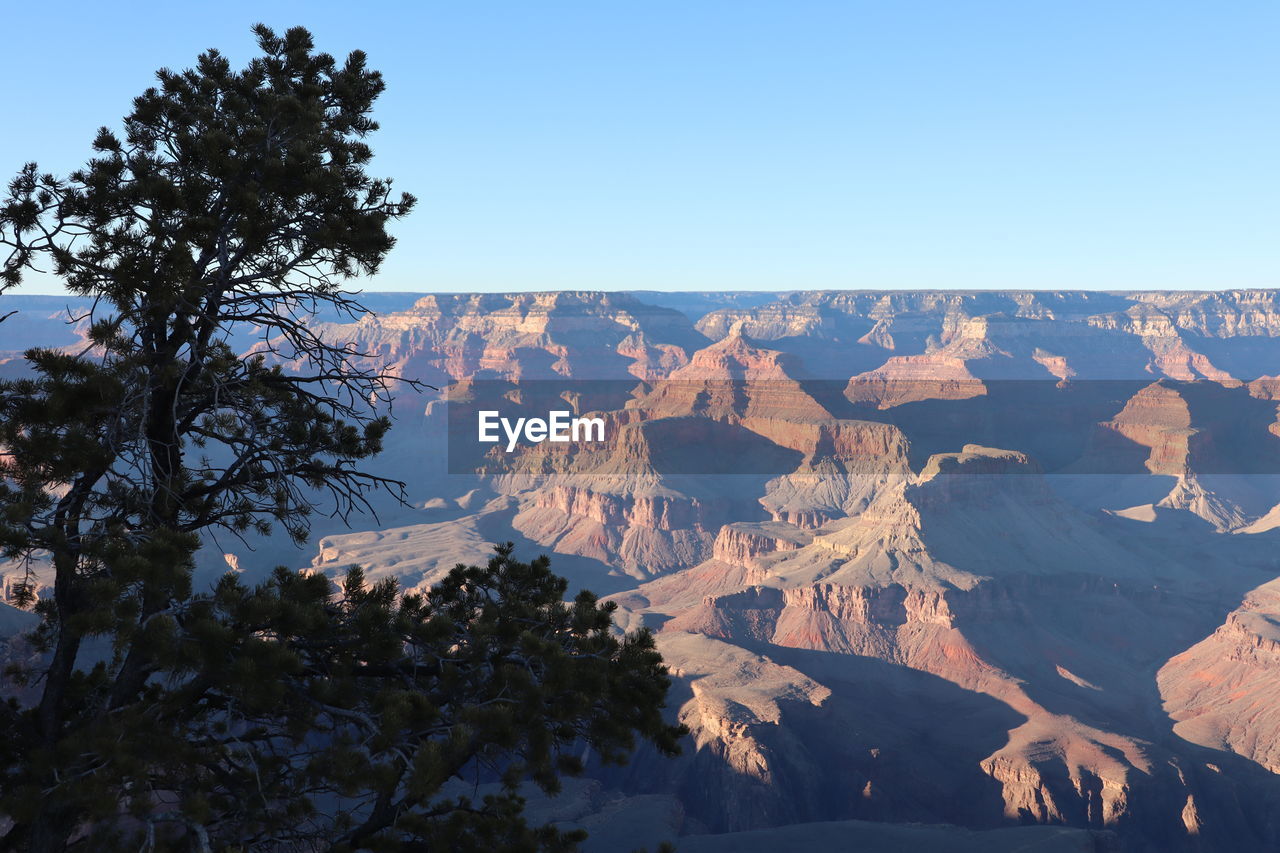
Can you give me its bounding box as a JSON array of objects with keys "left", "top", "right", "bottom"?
[{"left": 1, "top": 1, "right": 1275, "bottom": 293}]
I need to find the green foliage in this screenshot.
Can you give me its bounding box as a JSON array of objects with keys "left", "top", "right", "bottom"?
[
  {"left": 2, "top": 545, "right": 685, "bottom": 850},
  {"left": 0, "top": 23, "right": 417, "bottom": 560},
  {"left": 0, "top": 24, "right": 685, "bottom": 852}
]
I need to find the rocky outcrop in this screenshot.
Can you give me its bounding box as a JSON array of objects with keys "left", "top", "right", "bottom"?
[
  {"left": 240, "top": 291, "right": 1280, "bottom": 850},
  {"left": 17, "top": 290, "right": 1280, "bottom": 850},
  {"left": 845, "top": 355, "right": 987, "bottom": 408},
  {"left": 306, "top": 291, "right": 709, "bottom": 384},
  {"left": 637, "top": 326, "right": 832, "bottom": 421},
  {"left": 698, "top": 289, "right": 1280, "bottom": 385},
  {"left": 513, "top": 483, "right": 733, "bottom": 577},
  {"left": 1159, "top": 579, "right": 1280, "bottom": 774},
  {"left": 711, "top": 523, "right": 811, "bottom": 568},
  {"left": 489, "top": 329, "right": 913, "bottom": 574},
  {"left": 1090, "top": 382, "right": 1198, "bottom": 476}
]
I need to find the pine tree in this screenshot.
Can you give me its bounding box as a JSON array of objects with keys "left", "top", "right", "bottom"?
[{"left": 0, "top": 26, "right": 684, "bottom": 851}]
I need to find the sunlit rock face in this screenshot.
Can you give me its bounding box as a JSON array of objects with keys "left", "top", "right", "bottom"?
[{"left": 13, "top": 288, "right": 1280, "bottom": 850}]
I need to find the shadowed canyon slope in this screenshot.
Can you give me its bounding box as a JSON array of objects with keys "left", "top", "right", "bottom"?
[{"left": 12, "top": 289, "right": 1280, "bottom": 850}]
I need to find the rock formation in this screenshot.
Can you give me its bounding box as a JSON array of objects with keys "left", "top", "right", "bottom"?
[{"left": 12, "top": 289, "right": 1280, "bottom": 850}]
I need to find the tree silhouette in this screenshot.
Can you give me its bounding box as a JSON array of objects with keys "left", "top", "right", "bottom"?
[{"left": 0, "top": 25, "right": 683, "bottom": 851}]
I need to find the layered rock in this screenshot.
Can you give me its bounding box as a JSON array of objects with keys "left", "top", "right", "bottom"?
[
  {"left": 1070, "top": 381, "right": 1280, "bottom": 528},
  {"left": 698, "top": 289, "right": 1280, "bottom": 386},
  {"left": 627, "top": 436, "right": 1280, "bottom": 850},
  {"left": 845, "top": 355, "right": 987, "bottom": 408},
  {"left": 494, "top": 412, "right": 801, "bottom": 577},
  {"left": 492, "top": 330, "right": 912, "bottom": 575},
  {"left": 15, "top": 290, "right": 1280, "bottom": 850},
  {"left": 514, "top": 481, "right": 732, "bottom": 578},
  {"left": 1159, "top": 578, "right": 1280, "bottom": 774},
  {"left": 1090, "top": 381, "right": 1197, "bottom": 476},
  {"left": 307, "top": 291, "right": 708, "bottom": 384},
  {"left": 711, "top": 522, "right": 811, "bottom": 569}
]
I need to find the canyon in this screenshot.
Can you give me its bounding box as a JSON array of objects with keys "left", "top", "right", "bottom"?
[{"left": 9, "top": 289, "right": 1280, "bottom": 850}]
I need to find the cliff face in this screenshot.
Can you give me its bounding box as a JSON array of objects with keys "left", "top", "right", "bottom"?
[
  {"left": 700, "top": 290, "right": 1280, "bottom": 384},
  {"left": 229, "top": 290, "right": 1280, "bottom": 849},
  {"left": 1159, "top": 579, "right": 1280, "bottom": 774},
  {"left": 485, "top": 325, "right": 915, "bottom": 575},
  {"left": 514, "top": 483, "right": 733, "bottom": 578},
  {"left": 1093, "top": 381, "right": 1197, "bottom": 476},
  {"left": 563, "top": 287, "right": 1280, "bottom": 851},
  {"left": 307, "top": 291, "right": 710, "bottom": 384},
  {"left": 13, "top": 289, "right": 1280, "bottom": 850},
  {"left": 711, "top": 522, "right": 811, "bottom": 568},
  {"left": 647, "top": 530, "right": 1280, "bottom": 850}
]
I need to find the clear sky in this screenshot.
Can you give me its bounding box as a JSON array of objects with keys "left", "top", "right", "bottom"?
[{"left": 0, "top": 1, "right": 1275, "bottom": 293}]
